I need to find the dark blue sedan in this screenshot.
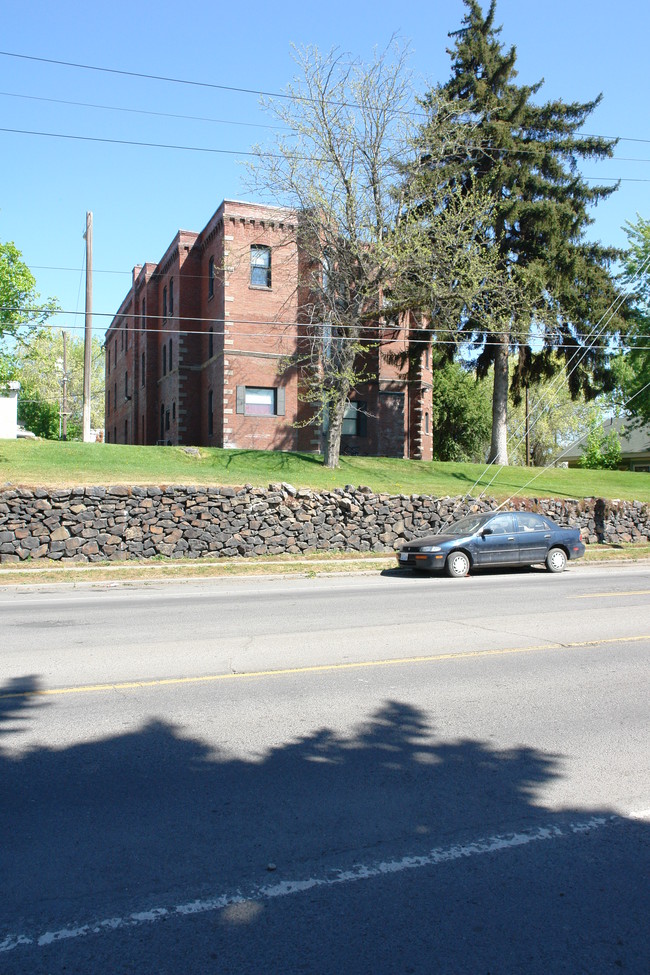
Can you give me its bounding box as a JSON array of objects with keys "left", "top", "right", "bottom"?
[{"left": 396, "top": 510, "right": 585, "bottom": 578}]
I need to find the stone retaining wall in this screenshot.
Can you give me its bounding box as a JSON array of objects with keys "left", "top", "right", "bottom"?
[{"left": 0, "top": 484, "right": 649, "bottom": 563}]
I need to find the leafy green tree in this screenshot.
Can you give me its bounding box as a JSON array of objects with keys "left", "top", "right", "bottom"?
[
  {"left": 16, "top": 385, "right": 60, "bottom": 439},
  {"left": 508, "top": 367, "right": 605, "bottom": 467},
  {"left": 429, "top": 358, "right": 492, "bottom": 461},
  {"left": 0, "top": 240, "right": 57, "bottom": 381},
  {"left": 13, "top": 329, "right": 104, "bottom": 438},
  {"left": 579, "top": 424, "right": 622, "bottom": 470},
  {"left": 418, "top": 0, "right": 626, "bottom": 465}
]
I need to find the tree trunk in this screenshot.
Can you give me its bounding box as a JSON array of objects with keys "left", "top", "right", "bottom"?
[
  {"left": 323, "top": 396, "right": 346, "bottom": 469},
  {"left": 488, "top": 332, "right": 509, "bottom": 465},
  {"left": 321, "top": 335, "right": 356, "bottom": 469}
]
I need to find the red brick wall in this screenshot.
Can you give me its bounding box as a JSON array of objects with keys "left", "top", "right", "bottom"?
[
  {"left": 218, "top": 203, "right": 302, "bottom": 450},
  {"left": 104, "top": 199, "right": 429, "bottom": 459}
]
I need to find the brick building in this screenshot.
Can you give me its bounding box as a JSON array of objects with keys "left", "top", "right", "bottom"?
[{"left": 105, "top": 199, "right": 433, "bottom": 460}]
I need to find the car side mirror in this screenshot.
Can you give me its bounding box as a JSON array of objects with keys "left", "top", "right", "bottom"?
[{"left": 480, "top": 527, "right": 493, "bottom": 536}]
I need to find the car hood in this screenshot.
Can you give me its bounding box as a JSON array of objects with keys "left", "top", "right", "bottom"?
[{"left": 405, "top": 533, "right": 468, "bottom": 548}]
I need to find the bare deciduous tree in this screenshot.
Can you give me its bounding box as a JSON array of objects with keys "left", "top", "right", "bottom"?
[{"left": 247, "top": 43, "right": 501, "bottom": 468}]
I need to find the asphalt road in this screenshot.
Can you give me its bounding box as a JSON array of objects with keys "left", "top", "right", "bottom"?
[{"left": 1, "top": 562, "right": 649, "bottom": 974}]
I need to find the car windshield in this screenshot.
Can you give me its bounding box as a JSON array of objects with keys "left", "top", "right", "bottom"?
[{"left": 439, "top": 514, "right": 491, "bottom": 536}]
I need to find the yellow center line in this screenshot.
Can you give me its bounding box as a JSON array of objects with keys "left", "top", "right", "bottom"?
[
  {"left": 1, "top": 634, "right": 648, "bottom": 701},
  {"left": 569, "top": 590, "right": 650, "bottom": 599}
]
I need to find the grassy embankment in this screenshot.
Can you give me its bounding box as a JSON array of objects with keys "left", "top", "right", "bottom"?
[
  {"left": 2, "top": 439, "right": 649, "bottom": 502},
  {"left": 0, "top": 440, "right": 648, "bottom": 584}
]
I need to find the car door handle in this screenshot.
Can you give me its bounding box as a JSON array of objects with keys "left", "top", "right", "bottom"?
[
  {"left": 507, "top": 536, "right": 515, "bottom": 540},
  {"left": 544, "top": 534, "right": 551, "bottom": 538}
]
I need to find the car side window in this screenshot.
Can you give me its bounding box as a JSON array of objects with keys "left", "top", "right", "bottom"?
[
  {"left": 486, "top": 514, "right": 515, "bottom": 535},
  {"left": 516, "top": 513, "right": 548, "bottom": 532}
]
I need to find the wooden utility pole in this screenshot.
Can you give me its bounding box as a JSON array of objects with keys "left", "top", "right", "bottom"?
[
  {"left": 62, "top": 330, "right": 68, "bottom": 441},
  {"left": 82, "top": 211, "right": 93, "bottom": 442},
  {"left": 525, "top": 382, "right": 530, "bottom": 467}
]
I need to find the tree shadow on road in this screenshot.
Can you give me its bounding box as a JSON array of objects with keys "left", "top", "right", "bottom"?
[{"left": 1, "top": 677, "right": 647, "bottom": 975}]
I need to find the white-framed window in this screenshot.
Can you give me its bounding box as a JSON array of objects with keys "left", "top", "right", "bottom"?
[
  {"left": 236, "top": 385, "right": 285, "bottom": 417},
  {"left": 250, "top": 245, "right": 271, "bottom": 288},
  {"left": 208, "top": 256, "right": 215, "bottom": 298},
  {"left": 342, "top": 401, "right": 366, "bottom": 437}
]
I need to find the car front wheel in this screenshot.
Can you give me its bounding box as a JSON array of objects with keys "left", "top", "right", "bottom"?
[
  {"left": 446, "top": 551, "right": 470, "bottom": 578},
  {"left": 545, "top": 547, "right": 567, "bottom": 573}
]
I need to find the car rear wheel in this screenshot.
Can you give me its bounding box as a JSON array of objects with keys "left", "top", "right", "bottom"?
[
  {"left": 446, "top": 551, "right": 470, "bottom": 578},
  {"left": 545, "top": 547, "right": 567, "bottom": 573}
]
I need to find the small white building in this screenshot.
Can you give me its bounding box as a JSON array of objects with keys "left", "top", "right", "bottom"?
[{"left": 0, "top": 381, "right": 20, "bottom": 439}]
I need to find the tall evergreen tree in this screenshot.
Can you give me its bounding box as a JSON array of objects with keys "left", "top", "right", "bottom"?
[{"left": 420, "top": 0, "right": 626, "bottom": 464}]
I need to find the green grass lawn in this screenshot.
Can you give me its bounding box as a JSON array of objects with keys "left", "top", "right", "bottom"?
[{"left": 1, "top": 439, "right": 648, "bottom": 502}]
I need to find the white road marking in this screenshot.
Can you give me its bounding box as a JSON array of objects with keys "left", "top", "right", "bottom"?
[
  {"left": 629, "top": 808, "right": 650, "bottom": 821},
  {"left": 0, "top": 814, "right": 624, "bottom": 955}
]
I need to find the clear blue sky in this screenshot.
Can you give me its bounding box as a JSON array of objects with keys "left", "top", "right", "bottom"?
[{"left": 1, "top": 0, "right": 648, "bottom": 343}]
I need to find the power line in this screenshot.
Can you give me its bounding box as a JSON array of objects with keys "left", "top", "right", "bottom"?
[
  {"left": 2, "top": 309, "right": 650, "bottom": 353},
  {"left": 5, "top": 90, "right": 648, "bottom": 173},
  {"left": 7, "top": 90, "right": 648, "bottom": 157},
  {"left": 0, "top": 126, "right": 268, "bottom": 159},
  {"left": 0, "top": 90, "right": 286, "bottom": 131},
  {"left": 29, "top": 265, "right": 130, "bottom": 275},
  {"left": 3, "top": 125, "right": 649, "bottom": 182},
  {"left": 3, "top": 89, "right": 648, "bottom": 162},
  {"left": 0, "top": 50, "right": 306, "bottom": 103},
  {"left": 2, "top": 304, "right": 638, "bottom": 346},
  {"left": 2, "top": 51, "right": 649, "bottom": 148}
]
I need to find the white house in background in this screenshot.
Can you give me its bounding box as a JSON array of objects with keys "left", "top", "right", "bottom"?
[{"left": 0, "top": 381, "right": 20, "bottom": 439}]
